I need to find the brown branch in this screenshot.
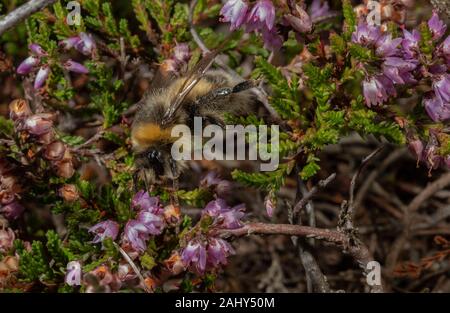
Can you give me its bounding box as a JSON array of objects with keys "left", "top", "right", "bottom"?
[
  {"left": 0, "top": 0, "right": 57, "bottom": 36},
  {"left": 292, "top": 173, "right": 336, "bottom": 218},
  {"left": 219, "top": 222, "right": 346, "bottom": 244}
]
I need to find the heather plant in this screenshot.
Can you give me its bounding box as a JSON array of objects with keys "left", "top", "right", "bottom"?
[{"left": 0, "top": 0, "right": 449, "bottom": 293}]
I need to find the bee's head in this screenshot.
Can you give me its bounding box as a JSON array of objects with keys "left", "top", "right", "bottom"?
[{"left": 137, "top": 147, "right": 166, "bottom": 177}]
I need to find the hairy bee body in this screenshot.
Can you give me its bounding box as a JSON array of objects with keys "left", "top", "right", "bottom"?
[{"left": 132, "top": 69, "right": 258, "bottom": 183}]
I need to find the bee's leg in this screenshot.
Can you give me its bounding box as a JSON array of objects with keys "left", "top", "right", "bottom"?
[
  {"left": 132, "top": 171, "right": 140, "bottom": 193},
  {"left": 231, "top": 79, "right": 260, "bottom": 93}
]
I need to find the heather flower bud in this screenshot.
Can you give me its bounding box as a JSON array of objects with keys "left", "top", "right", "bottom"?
[
  {"left": 309, "top": 0, "right": 331, "bottom": 20},
  {"left": 16, "top": 56, "right": 39, "bottom": 75},
  {"left": 76, "top": 32, "right": 96, "bottom": 56},
  {"left": 0, "top": 227, "right": 15, "bottom": 254},
  {"left": 28, "top": 43, "right": 48, "bottom": 57},
  {"left": 59, "top": 36, "right": 81, "bottom": 50},
  {"left": 44, "top": 141, "right": 66, "bottom": 161},
  {"left": 264, "top": 197, "right": 275, "bottom": 217},
  {"left": 181, "top": 239, "right": 207, "bottom": 274},
  {"left": 427, "top": 11, "right": 447, "bottom": 40},
  {"left": 34, "top": 65, "right": 50, "bottom": 89},
  {"left": 65, "top": 261, "right": 82, "bottom": 286},
  {"left": 59, "top": 184, "right": 79, "bottom": 202},
  {"left": 9, "top": 99, "right": 31, "bottom": 121},
  {"left": 0, "top": 201, "right": 25, "bottom": 220},
  {"left": 24, "top": 113, "right": 53, "bottom": 135},
  {"left": 55, "top": 159, "right": 75, "bottom": 179},
  {"left": 89, "top": 220, "right": 120, "bottom": 243},
  {"left": 64, "top": 60, "right": 89, "bottom": 74},
  {"left": 206, "top": 237, "right": 234, "bottom": 269},
  {"left": 131, "top": 191, "right": 161, "bottom": 213}
]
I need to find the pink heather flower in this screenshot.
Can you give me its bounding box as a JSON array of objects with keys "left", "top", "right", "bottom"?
[
  {"left": 284, "top": 4, "right": 312, "bottom": 34},
  {"left": 433, "top": 74, "right": 450, "bottom": 103},
  {"left": 203, "top": 199, "right": 245, "bottom": 229},
  {"left": 206, "top": 237, "right": 235, "bottom": 269},
  {"left": 0, "top": 227, "right": 15, "bottom": 254},
  {"left": 424, "top": 96, "right": 450, "bottom": 122},
  {"left": 428, "top": 11, "right": 447, "bottom": 40},
  {"left": 408, "top": 139, "right": 424, "bottom": 161},
  {"left": 309, "top": 0, "right": 330, "bottom": 20},
  {"left": 375, "top": 34, "right": 402, "bottom": 58},
  {"left": 65, "top": 261, "right": 82, "bottom": 286},
  {"left": 351, "top": 22, "right": 381, "bottom": 46},
  {"left": 245, "top": 0, "right": 276, "bottom": 32},
  {"left": 123, "top": 220, "right": 151, "bottom": 252},
  {"left": 24, "top": 113, "right": 54, "bottom": 135},
  {"left": 264, "top": 197, "right": 275, "bottom": 217},
  {"left": 76, "top": 32, "right": 96, "bottom": 56},
  {"left": 59, "top": 36, "right": 81, "bottom": 50},
  {"left": 89, "top": 220, "right": 120, "bottom": 243},
  {"left": 402, "top": 29, "right": 420, "bottom": 59},
  {"left": 28, "top": 43, "right": 47, "bottom": 57},
  {"left": 181, "top": 239, "right": 207, "bottom": 274},
  {"left": 220, "top": 0, "right": 249, "bottom": 31},
  {"left": 16, "top": 56, "right": 40, "bottom": 75},
  {"left": 172, "top": 43, "right": 191, "bottom": 64},
  {"left": 64, "top": 60, "right": 89, "bottom": 74},
  {"left": 34, "top": 66, "right": 50, "bottom": 89},
  {"left": 131, "top": 191, "right": 161, "bottom": 213},
  {"left": 136, "top": 210, "right": 165, "bottom": 235},
  {"left": 0, "top": 201, "right": 25, "bottom": 220},
  {"left": 362, "top": 75, "right": 395, "bottom": 107}
]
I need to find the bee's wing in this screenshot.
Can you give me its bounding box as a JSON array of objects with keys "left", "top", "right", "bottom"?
[{"left": 161, "top": 49, "right": 220, "bottom": 125}]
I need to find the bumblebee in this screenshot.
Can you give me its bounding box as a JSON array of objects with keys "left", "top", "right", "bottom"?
[{"left": 131, "top": 49, "right": 260, "bottom": 186}]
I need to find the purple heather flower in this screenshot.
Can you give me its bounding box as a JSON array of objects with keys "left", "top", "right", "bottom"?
[
  {"left": 220, "top": 0, "right": 249, "bottom": 31},
  {"left": 261, "top": 27, "right": 283, "bottom": 51},
  {"left": 433, "top": 74, "right": 450, "bottom": 103},
  {"left": 245, "top": 0, "right": 276, "bottom": 32},
  {"left": 16, "top": 56, "right": 39, "bottom": 75},
  {"left": 89, "top": 220, "right": 120, "bottom": 243},
  {"left": 284, "top": 5, "right": 312, "bottom": 34},
  {"left": 136, "top": 210, "right": 165, "bottom": 235},
  {"left": 442, "top": 35, "right": 450, "bottom": 57},
  {"left": 203, "top": 199, "right": 245, "bottom": 229},
  {"left": 76, "top": 32, "right": 96, "bottom": 56},
  {"left": 206, "top": 237, "right": 234, "bottom": 269},
  {"left": 382, "top": 57, "right": 417, "bottom": 85},
  {"left": 309, "top": 0, "right": 330, "bottom": 20},
  {"left": 351, "top": 22, "right": 381, "bottom": 46},
  {"left": 375, "top": 34, "right": 402, "bottom": 57},
  {"left": 28, "top": 43, "right": 47, "bottom": 57},
  {"left": 34, "top": 66, "right": 50, "bottom": 89},
  {"left": 59, "top": 36, "right": 81, "bottom": 50},
  {"left": 181, "top": 239, "right": 207, "bottom": 274},
  {"left": 424, "top": 96, "right": 450, "bottom": 122},
  {"left": 123, "top": 220, "right": 150, "bottom": 252},
  {"left": 65, "top": 261, "right": 82, "bottom": 286},
  {"left": 362, "top": 75, "right": 395, "bottom": 107},
  {"left": 131, "top": 191, "right": 161, "bottom": 213},
  {"left": 428, "top": 11, "right": 447, "bottom": 40},
  {"left": 0, "top": 201, "right": 25, "bottom": 220},
  {"left": 64, "top": 60, "right": 89, "bottom": 74},
  {"left": 402, "top": 29, "right": 420, "bottom": 59},
  {"left": 408, "top": 139, "right": 424, "bottom": 161},
  {"left": 172, "top": 43, "right": 191, "bottom": 64},
  {"left": 24, "top": 113, "right": 54, "bottom": 135}
]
